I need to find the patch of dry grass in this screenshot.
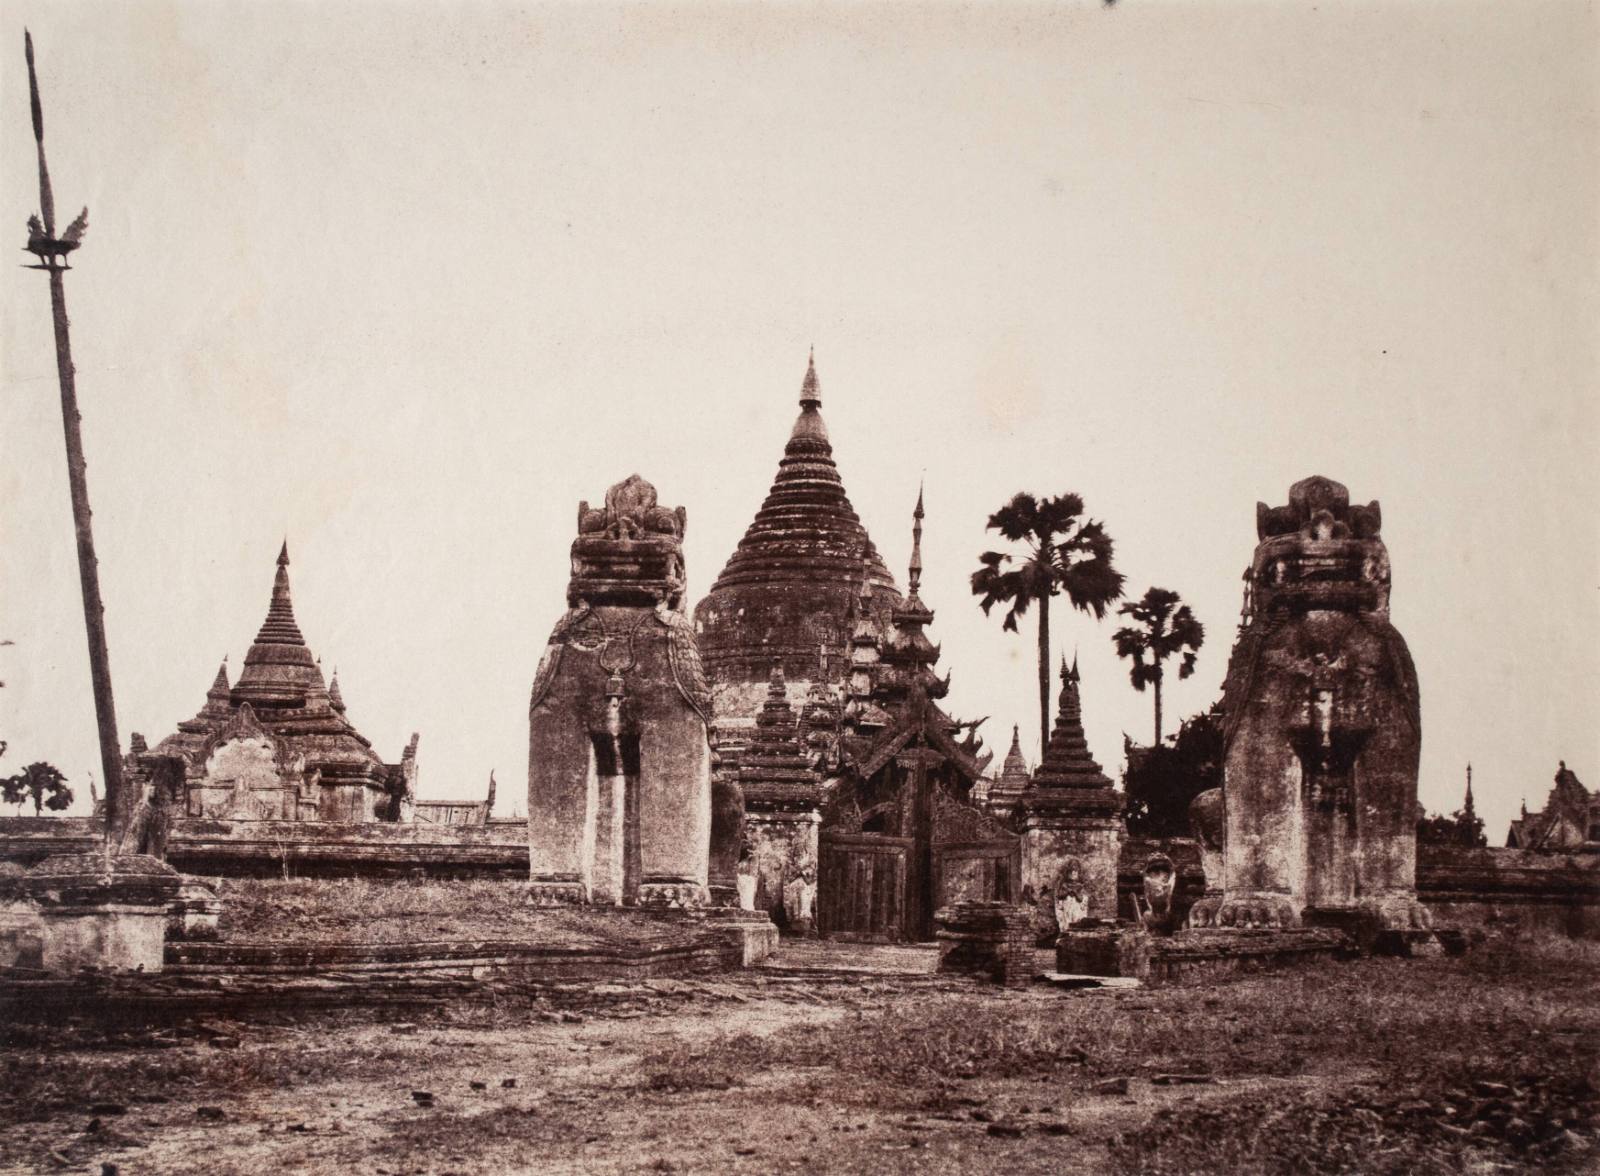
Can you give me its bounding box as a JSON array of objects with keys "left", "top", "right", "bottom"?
[
  {"left": 680, "top": 938, "right": 1600, "bottom": 1092},
  {"left": 626, "top": 937, "right": 1600, "bottom": 1173},
  {"left": 0, "top": 1026, "right": 421, "bottom": 1123}
]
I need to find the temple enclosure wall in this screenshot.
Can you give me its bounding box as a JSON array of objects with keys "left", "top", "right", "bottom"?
[
  {"left": 4, "top": 821, "right": 1596, "bottom": 938},
  {"left": 0, "top": 816, "right": 528, "bottom": 878},
  {"left": 1416, "top": 846, "right": 1600, "bottom": 939}
]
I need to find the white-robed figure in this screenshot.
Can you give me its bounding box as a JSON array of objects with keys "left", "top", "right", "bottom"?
[{"left": 736, "top": 844, "right": 758, "bottom": 911}]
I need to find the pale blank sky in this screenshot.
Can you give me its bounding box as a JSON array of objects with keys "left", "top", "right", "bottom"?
[{"left": 2, "top": 0, "right": 1596, "bottom": 842}]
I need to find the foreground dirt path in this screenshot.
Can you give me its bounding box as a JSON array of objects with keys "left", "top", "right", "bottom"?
[
  {"left": 0, "top": 989, "right": 1352, "bottom": 1175},
  {"left": 3, "top": 941, "right": 1596, "bottom": 1174}
]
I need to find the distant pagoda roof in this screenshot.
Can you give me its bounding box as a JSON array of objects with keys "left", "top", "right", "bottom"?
[
  {"left": 155, "top": 545, "right": 391, "bottom": 781},
  {"left": 998, "top": 726, "right": 1030, "bottom": 786},
  {"left": 1021, "top": 658, "right": 1122, "bottom": 816}
]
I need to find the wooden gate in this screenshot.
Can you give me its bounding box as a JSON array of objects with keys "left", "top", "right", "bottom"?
[{"left": 818, "top": 833, "right": 913, "bottom": 941}]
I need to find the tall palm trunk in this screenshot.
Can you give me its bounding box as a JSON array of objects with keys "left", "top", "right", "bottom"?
[
  {"left": 1037, "top": 592, "right": 1051, "bottom": 756},
  {"left": 1153, "top": 670, "right": 1164, "bottom": 746}
]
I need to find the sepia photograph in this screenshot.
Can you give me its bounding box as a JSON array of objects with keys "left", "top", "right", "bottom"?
[{"left": 1, "top": 2, "right": 1596, "bottom": 1173}]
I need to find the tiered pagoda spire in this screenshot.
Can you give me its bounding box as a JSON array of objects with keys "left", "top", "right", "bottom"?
[
  {"left": 1001, "top": 725, "right": 1029, "bottom": 781},
  {"left": 232, "top": 542, "right": 327, "bottom": 708},
  {"left": 1021, "top": 657, "right": 1122, "bottom": 814},
  {"left": 202, "top": 658, "right": 231, "bottom": 717},
  {"left": 983, "top": 723, "right": 1034, "bottom": 817},
  {"left": 881, "top": 487, "right": 945, "bottom": 702},
  {"left": 705, "top": 355, "right": 898, "bottom": 597},
  {"left": 738, "top": 665, "right": 820, "bottom": 810}
]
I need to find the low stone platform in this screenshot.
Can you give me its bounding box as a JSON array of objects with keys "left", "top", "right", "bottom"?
[
  {"left": 1056, "top": 921, "right": 1150, "bottom": 978},
  {"left": 1056, "top": 924, "right": 1358, "bottom": 982},
  {"left": 1148, "top": 928, "right": 1356, "bottom": 982},
  {"left": 0, "top": 913, "right": 776, "bottom": 1023}
]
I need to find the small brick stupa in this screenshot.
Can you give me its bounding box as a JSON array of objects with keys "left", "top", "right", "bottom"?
[
  {"left": 737, "top": 666, "right": 821, "bottom": 914},
  {"left": 1017, "top": 658, "right": 1125, "bottom": 923}
]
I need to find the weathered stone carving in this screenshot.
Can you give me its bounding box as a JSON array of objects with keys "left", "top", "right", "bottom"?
[
  {"left": 528, "top": 475, "right": 712, "bottom": 907},
  {"left": 1190, "top": 476, "right": 1428, "bottom": 931}
]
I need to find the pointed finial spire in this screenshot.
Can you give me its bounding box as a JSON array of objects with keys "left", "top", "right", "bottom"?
[
  {"left": 251, "top": 540, "right": 306, "bottom": 646},
  {"left": 328, "top": 667, "right": 345, "bottom": 711},
  {"left": 209, "top": 657, "right": 231, "bottom": 695},
  {"left": 1463, "top": 762, "right": 1476, "bottom": 816},
  {"left": 799, "top": 349, "right": 821, "bottom": 410},
  {"left": 25, "top": 30, "right": 56, "bottom": 237},
  {"left": 907, "top": 481, "right": 925, "bottom": 598}
]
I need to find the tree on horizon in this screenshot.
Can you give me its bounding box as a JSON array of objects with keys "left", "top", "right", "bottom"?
[
  {"left": 1, "top": 761, "right": 74, "bottom": 817},
  {"left": 1113, "top": 586, "right": 1205, "bottom": 746},
  {"left": 971, "top": 492, "right": 1125, "bottom": 754},
  {"left": 1122, "top": 705, "right": 1224, "bottom": 837}
]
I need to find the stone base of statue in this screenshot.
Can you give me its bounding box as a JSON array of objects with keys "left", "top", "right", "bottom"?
[
  {"left": 23, "top": 852, "right": 181, "bottom": 973},
  {"left": 638, "top": 880, "right": 710, "bottom": 909},
  {"left": 1186, "top": 891, "right": 1301, "bottom": 930},
  {"left": 526, "top": 879, "right": 590, "bottom": 906},
  {"left": 1303, "top": 895, "right": 1453, "bottom": 956}
]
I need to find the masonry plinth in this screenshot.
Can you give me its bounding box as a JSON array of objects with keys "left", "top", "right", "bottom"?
[
  {"left": 1189, "top": 476, "right": 1429, "bottom": 933},
  {"left": 1022, "top": 813, "right": 1124, "bottom": 923},
  {"left": 23, "top": 852, "right": 181, "bottom": 972},
  {"left": 528, "top": 476, "right": 713, "bottom": 908}
]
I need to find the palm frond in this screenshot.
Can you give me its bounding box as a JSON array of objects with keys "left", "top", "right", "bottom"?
[{"left": 988, "top": 493, "right": 1042, "bottom": 543}]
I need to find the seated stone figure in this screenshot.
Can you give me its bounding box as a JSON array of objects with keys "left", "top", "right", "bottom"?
[
  {"left": 117, "top": 755, "right": 185, "bottom": 860},
  {"left": 1139, "top": 855, "right": 1177, "bottom": 933},
  {"left": 1052, "top": 860, "right": 1089, "bottom": 933}
]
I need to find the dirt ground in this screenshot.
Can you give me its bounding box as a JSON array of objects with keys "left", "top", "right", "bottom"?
[{"left": 2, "top": 939, "right": 1596, "bottom": 1175}]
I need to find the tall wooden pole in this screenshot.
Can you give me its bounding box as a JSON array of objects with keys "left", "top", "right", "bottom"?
[{"left": 23, "top": 31, "right": 127, "bottom": 842}]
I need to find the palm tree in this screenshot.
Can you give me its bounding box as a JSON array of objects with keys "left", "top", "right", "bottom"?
[
  {"left": 972, "top": 493, "right": 1125, "bottom": 753},
  {"left": 1112, "top": 587, "right": 1205, "bottom": 745}
]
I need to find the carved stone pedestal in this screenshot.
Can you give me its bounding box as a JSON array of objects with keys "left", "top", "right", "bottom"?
[
  {"left": 1022, "top": 813, "right": 1124, "bottom": 922},
  {"left": 638, "top": 880, "right": 711, "bottom": 909},
  {"left": 23, "top": 852, "right": 181, "bottom": 973},
  {"left": 526, "top": 879, "right": 590, "bottom": 906}
]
